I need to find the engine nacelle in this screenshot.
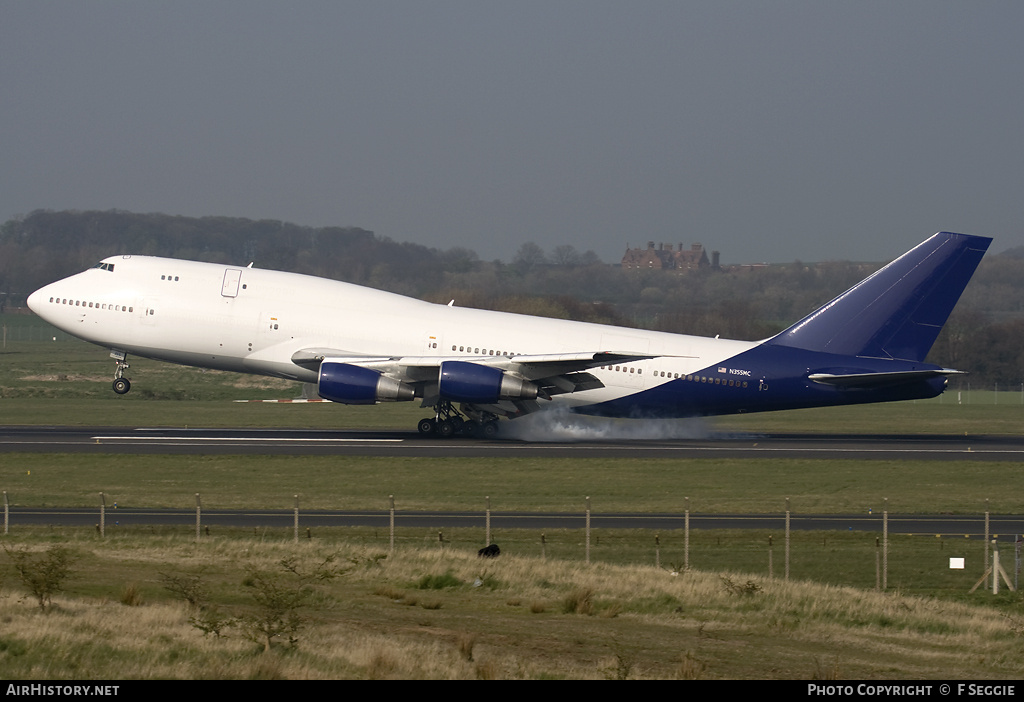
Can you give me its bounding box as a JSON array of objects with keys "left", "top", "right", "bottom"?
[
  {"left": 438, "top": 361, "right": 538, "bottom": 403},
  {"left": 318, "top": 362, "right": 414, "bottom": 404}
]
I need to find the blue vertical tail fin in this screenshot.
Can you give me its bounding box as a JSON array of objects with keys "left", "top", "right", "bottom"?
[{"left": 765, "top": 232, "right": 991, "bottom": 362}]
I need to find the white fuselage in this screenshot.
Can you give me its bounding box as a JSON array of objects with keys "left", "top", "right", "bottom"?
[{"left": 27, "top": 255, "right": 756, "bottom": 408}]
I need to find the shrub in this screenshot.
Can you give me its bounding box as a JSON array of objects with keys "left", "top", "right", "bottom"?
[
  {"left": 415, "top": 571, "right": 462, "bottom": 590},
  {"left": 4, "top": 544, "right": 75, "bottom": 610}
]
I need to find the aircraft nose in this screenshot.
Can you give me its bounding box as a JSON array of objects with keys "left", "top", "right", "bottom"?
[
  {"left": 27, "top": 285, "right": 52, "bottom": 316},
  {"left": 27, "top": 288, "right": 43, "bottom": 313}
]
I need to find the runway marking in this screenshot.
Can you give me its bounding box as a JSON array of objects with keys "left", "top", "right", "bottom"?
[{"left": 91, "top": 436, "right": 404, "bottom": 443}]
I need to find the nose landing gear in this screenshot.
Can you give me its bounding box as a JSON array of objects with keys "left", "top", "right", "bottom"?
[{"left": 111, "top": 350, "right": 131, "bottom": 394}]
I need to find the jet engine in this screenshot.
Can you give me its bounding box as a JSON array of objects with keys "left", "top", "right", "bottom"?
[
  {"left": 438, "top": 361, "right": 538, "bottom": 403},
  {"left": 318, "top": 362, "right": 414, "bottom": 404}
]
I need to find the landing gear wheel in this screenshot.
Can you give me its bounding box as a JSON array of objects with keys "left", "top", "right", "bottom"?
[
  {"left": 111, "top": 353, "right": 131, "bottom": 395},
  {"left": 417, "top": 418, "right": 436, "bottom": 435},
  {"left": 481, "top": 421, "right": 499, "bottom": 438},
  {"left": 436, "top": 419, "right": 457, "bottom": 438}
]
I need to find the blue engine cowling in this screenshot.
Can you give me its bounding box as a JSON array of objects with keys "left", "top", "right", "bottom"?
[
  {"left": 318, "top": 362, "right": 414, "bottom": 404},
  {"left": 439, "top": 361, "right": 538, "bottom": 403}
]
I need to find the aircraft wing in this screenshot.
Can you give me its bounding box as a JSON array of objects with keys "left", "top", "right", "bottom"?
[
  {"left": 293, "top": 348, "right": 654, "bottom": 376},
  {"left": 808, "top": 369, "right": 965, "bottom": 389},
  {"left": 290, "top": 348, "right": 659, "bottom": 405}
]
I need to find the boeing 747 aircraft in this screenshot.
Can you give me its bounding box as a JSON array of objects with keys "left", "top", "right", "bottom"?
[{"left": 27, "top": 232, "right": 990, "bottom": 437}]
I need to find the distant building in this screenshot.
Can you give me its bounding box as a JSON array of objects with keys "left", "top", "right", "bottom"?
[{"left": 621, "top": 242, "right": 719, "bottom": 271}]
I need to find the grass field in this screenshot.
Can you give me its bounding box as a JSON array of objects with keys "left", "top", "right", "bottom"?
[
  {"left": 2, "top": 322, "right": 1023, "bottom": 678},
  {"left": 0, "top": 529, "right": 1020, "bottom": 680}
]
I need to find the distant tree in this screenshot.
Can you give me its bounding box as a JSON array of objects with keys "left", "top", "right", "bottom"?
[
  {"left": 512, "top": 242, "right": 547, "bottom": 273},
  {"left": 551, "top": 244, "right": 582, "bottom": 267},
  {"left": 439, "top": 247, "right": 479, "bottom": 274}
]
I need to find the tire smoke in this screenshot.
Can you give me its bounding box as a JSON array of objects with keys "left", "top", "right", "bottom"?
[{"left": 498, "top": 407, "right": 721, "bottom": 442}]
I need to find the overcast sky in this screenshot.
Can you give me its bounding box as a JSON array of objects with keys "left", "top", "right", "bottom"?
[{"left": 2, "top": 1, "right": 1021, "bottom": 264}]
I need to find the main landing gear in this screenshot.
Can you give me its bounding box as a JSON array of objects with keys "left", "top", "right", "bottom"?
[
  {"left": 111, "top": 351, "right": 131, "bottom": 395},
  {"left": 417, "top": 400, "right": 500, "bottom": 438}
]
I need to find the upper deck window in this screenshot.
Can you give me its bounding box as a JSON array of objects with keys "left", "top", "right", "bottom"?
[{"left": 93, "top": 262, "right": 115, "bottom": 272}]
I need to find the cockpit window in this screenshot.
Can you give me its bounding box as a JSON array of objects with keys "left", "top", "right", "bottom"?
[{"left": 93, "top": 262, "right": 115, "bottom": 272}]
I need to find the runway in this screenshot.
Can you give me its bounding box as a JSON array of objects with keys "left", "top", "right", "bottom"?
[
  {"left": 3, "top": 424, "right": 1024, "bottom": 460},
  {"left": 3, "top": 425, "right": 1022, "bottom": 534}
]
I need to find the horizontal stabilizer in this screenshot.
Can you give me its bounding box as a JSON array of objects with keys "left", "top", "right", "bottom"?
[{"left": 808, "top": 368, "right": 965, "bottom": 389}]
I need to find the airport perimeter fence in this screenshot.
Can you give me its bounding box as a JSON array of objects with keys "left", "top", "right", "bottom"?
[
  {"left": 1, "top": 321, "right": 78, "bottom": 344},
  {"left": 2, "top": 491, "right": 1021, "bottom": 595}
]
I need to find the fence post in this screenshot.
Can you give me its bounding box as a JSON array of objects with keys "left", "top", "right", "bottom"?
[
  {"left": 3, "top": 490, "right": 8, "bottom": 535},
  {"left": 485, "top": 496, "right": 491, "bottom": 546},
  {"left": 785, "top": 497, "right": 791, "bottom": 581},
  {"left": 195, "top": 493, "right": 201, "bottom": 542},
  {"left": 585, "top": 497, "right": 591, "bottom": 564},
  {"left": 993, "top": 540, "right": 1000, "bottom": 595},
  {"left": 684, "top": 497, "right": 690, "bottom": 571},
  {"left": 875, "top": 537, "right": 881, "bottom": 590},
  {"left": 99, "top": 492, "right": 105, "bottom": 539},
  {"left": 984, "top": 499, "right": 990, "bottom": 576},
  {"left": 389, "top": 495, "right": 395, "bottom": 555},
  {"left": 883, "top": 498, "right": 889, "bottom": 590},
  {"left": 293, "top": 495, "right": 299, "bottom": 544}
]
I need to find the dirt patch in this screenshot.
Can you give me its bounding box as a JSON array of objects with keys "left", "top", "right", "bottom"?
[
  {"left": 20, "top": 374, "right": 111, "bottom": 383},
  {"left": 230, "top": 377, "right": 296, "bottom": 390}
]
